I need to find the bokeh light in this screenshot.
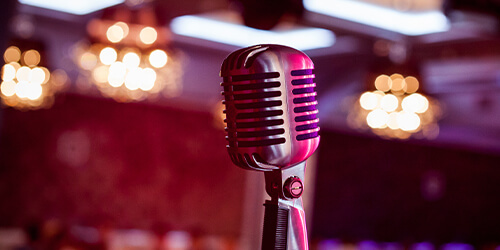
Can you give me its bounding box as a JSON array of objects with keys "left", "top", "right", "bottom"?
[
  {"left": 99, "top": 47, "right": 117, "bottom": 65},
  {"left": 76, "top": 19, "right": 183, "bottom": 102},
  {"left": 0, "top": 80, "right": 16, "bottom": 96},
  {"left": 397, "top": 112, "right": 421, "bottom": 131},
  {"left": 4, "top": 46, "right": 21, "bottom": 63},
  {"left": 380, "top": 94, "right": 398, "bottom": 112},
  {"left": 350, "top": 73, "right": 439, "bottom": 139},
  {"left": 375, "top": 74, "right": 391, "bottom": 92},
  {"left": 107, "top": 24, "right": 125, "bottom": 43},
  {"left": 23, "top": 50, "right": 40, "bottom": 66},
  {"left": 124, "top": 67, "right": 142, "bottom": 90},
  {"left": 80, "top": 51, "right": 98, "bottom": 70},
  {"left": 123, "top": 52, "right": 140, "bottom": 69},
  {"left": 0, "top": 46, "right": 64, "bottom": 110},
  {"left": 141, "top": 67, "right": 156, "bottom": 91},
  {"left": 367, "top": 109, "right": 389, "bottom": 129},
  {"left": 30, "top": 67, "right": 46, "bottom": 85},
  {"left": 139, "top": 27, "right": 157, "bottom": 45},
  {"left": 149, "top": 49, "right": 167, "bottom": 68},
  {"left": 16, "top": 66, "right": 31, "bottom": 82},
  {"left": 115, "top": 22, "right": 129, "bottom": 38},
  {"left": 2, "top": 64, "right": 17, "bottom": 81}
]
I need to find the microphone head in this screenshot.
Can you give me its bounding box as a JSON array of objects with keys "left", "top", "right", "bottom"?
[{"left": 220, "top": 44, "right": 320, "bottom": 171}]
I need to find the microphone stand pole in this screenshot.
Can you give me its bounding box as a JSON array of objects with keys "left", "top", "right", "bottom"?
[{"left": 262, "top": 161, "right": 308, "bottom": 250}]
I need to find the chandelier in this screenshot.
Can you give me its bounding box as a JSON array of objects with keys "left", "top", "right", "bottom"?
[
  {"left": 347, "top": 73, "right": 440, "bottom": 140},
  {"left": 74, "top": 6, "right": 183, "bottom": 102},
  {"left": 1, "top": 45, "right": 67, "bottom": 110}
]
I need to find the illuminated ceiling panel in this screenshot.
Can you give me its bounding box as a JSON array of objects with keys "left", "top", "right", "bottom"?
[
  {"left": 18, "top": 0, "right": 125, "bottom": 15},
  {"left": 304, "top": 0, "right": 450, "bottom": 36},
  {"left": 170, "top": 13, "right": 335, "bottom": 51}
]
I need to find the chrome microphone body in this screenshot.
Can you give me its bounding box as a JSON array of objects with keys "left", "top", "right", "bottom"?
[{"left": 220, "top": 44, "right": 320, "bottom": 250}]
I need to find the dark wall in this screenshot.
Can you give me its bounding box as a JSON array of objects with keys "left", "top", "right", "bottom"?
[
  {"left": 312, "top": 130, "right": 500, "bottom": 245},
  {"left": 0, "top": 94, "right": 245, "bottom": 237}
]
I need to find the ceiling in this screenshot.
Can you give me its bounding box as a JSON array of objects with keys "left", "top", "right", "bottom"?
[{"left": 6, "top": 0, "right": 500, "bottom": 154}]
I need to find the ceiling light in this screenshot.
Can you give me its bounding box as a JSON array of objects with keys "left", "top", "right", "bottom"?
[
  {"left": 170, "top": 14, "right": 335, "bottom": 51},
  {"left": 18, "top": 0, "right": 125, "bottom": 15},
  {"left": 304, "top": 0, "right": 449, "bottom": 36}
]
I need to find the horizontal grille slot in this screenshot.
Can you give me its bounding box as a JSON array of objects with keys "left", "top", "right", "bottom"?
[
  {"left": 236, "top": 119, "right": 284, "bottom": 129},
  {"left": 297, "top": 131, "right": 319, "bottom": 141},
  {"left": 231, "top": 81, "right": 280, "bottom": 91},
  {"left": 237, "top": 138, "right": 286, "bottom": 147},
  {"left": 231, "top": 72, "right": 280, "bottom": 82},
  {"left": 291, "top": 69, "right": 313, "bottom": 76},
  {"left": 233, "top": 91, "right": 281, "bottom": 100},
  {"left": 294, "top": 105, "right": 317, "bottom": 113},
  {"left": 296, "top": 123, "right": 318, "bottom": 131},
  {"left": 235, "top": 100, "right": 282, "bottom": 109},
  {"left": 234, "top": 128, "right": 285, "bottom": 138},
  {"left": 237, "top": 110, "right": 283, "bottom": 119},
  {"left": 291, "top": 78, "right": 314, "bottom": 86},
  {"left": 293, "top": 96, "right": 316, "bottom": 104},
  {"left": 295, "top": 114, "right": 317, "bottom": 122},
  {"left": 292, "top": 87, "right": 315, "bottom": 95}
]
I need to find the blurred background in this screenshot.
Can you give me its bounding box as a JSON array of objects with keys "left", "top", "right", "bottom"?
[{"left": 0, "top": 0, "right": 499, "bottom": 249}]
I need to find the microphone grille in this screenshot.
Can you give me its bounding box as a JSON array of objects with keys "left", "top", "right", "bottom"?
[
  {"left": 291, "top": 69, "right": 320, "bottom": 141},
  {"left": 221, "top": 46, "right": 287, "bottom": 149}
]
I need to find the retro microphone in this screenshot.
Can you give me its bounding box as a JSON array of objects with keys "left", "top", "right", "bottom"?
[{"left": 220, "top": 44, "right": 320, "bottom": 250}]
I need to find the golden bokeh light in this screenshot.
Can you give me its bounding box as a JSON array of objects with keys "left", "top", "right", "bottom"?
[
  {"left": 402, "top": 93, "right": 429, "bottom": 113},
  {"left": 397, "top": 112, "right": 420, "bottom": 131},
  {"left": 2, "top": 64, "right": 17, "bottom": 81},
  {"left": 123, "top": 52, "right": 141, "bottom": 70},
  {"left": 9, "top": 62, "right": 21, "bottom": 71},
  {"left": 75, "top": 20, "right": 184, "bottom": 102},
  {"left": 352, "top": 73, "right": 439, "bottom": 139},
  {"left": 92, "top": 65, "right": 109, "bottom": 83},
  {"left": 99, "top": 47, "right": 117, "bottom": 65},
  {"left": 149, "top": 49, "right": 167, "bottom": 68},
  {"left": 1, "top": 46, "right": 64, "bottom": 110},
  {"left": 387, "top": 112, "right": 400, "bottom": 130},
  {"left": 115, "top": 22, "right": 129, "bottom": 38},
  {"left": 1, "top": 80, "right": 16, "bottom": 97},
  {"left": 380, "top": 94, "right": 398, "bottom": 112},
  {"left": 139, "top": 27, "right": 157, "bottom": 45},
  {"left": 367, "top": 109, "right": 389, "bottom": 129},
  {"left": 16, "top": 66, "right": 31, "bottom": 82},
  {"left": 141, "top": 67, "right": 156, "bottom": 91},
  {"left": 391, "top": 78, "right": 406, "bottom": 92},
  {"left": 4, "top": 46, "right": 21, "bottom": 63},
  {"left": 390, "top": 73, "right": 404, "bottom": 80},
  {"left": 404, "top": 76, "right": 419, "bottom": 93},
  {"left": 40, "top": 67, "right": 50, "bottom": 84},
  {"left": 375, "top": 74, "right": 392, "bottom": 92},
  {"left": 107, "top": 24, "right": 125, "bottom": 43},
  {"left": 30, "top": 67, "right": 46, "bottom": 85},
  {"left": 79, "top": 52, "right": 98, "bottom": 70},
  {"left": 359, "top": 92, "right": 377, "bottom": 110},
  {"left": 23, "top": 50, "right": 41, "bottom": 67},
  {"left": 124, "top": 67, "right": 142, "bottom": 90}
]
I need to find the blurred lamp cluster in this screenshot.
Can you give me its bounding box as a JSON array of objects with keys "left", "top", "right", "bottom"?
[
  {"left": 75, "top": 19, "right": 183, "bottom": 102},
  {"left": 1, "top": 46, "right": 66, "bottom": 110},
  {"left": 348, "top": 74, "right": 440, "bottom": 139}
]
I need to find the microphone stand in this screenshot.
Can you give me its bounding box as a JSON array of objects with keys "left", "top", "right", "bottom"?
[{"left": 262, "top": 161, "right": 308, "bottom": 250}]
